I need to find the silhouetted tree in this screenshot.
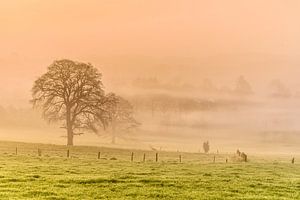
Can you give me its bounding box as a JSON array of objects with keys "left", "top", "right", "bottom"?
[
  {"left": 234, "top": 76, "right": 253, "bottom": 95},
  {"left": 203, "top": 141, "right": 210, "bottom": 153},
  {"left": 31, "top": 59, "right": 117, "bottom": 146},
  {"left": 104, "top": 96, "right": 140, "bottom": 144}
]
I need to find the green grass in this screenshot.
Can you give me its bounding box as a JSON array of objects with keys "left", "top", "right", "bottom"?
[{"left": 0, "top": 141, "right": 299, "bottom": 199}]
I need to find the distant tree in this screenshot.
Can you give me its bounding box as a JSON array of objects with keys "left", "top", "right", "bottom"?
[
  {"left": 31, "top": 59, "right": 117, "bottom": 146},
  {"left": 203, "top": 141, "right": 210, "bottom": 153},
  {"left": 234, "top": 76, "right": 253, "bottom": 95},
  {"left": 269, "top": 79, "right": 291, "bottom": 98},
  {"left": 103, "top": 96, "right": 140, "bottom": 144}
]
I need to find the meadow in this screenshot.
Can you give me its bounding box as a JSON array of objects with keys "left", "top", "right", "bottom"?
[{"left": 0, "top": 141, "right": 299, "bottom": 199}]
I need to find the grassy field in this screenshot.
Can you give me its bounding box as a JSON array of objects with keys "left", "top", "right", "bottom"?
[{"left": 0, "top": 141, "right": 299, "bottom": 199}]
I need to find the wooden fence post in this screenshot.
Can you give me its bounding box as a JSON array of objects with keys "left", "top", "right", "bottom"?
[
  {"left": 213, "top": 155, "right": 216, "bottom": 163},
  {"left": 143, "top": 153, "right": 146, "bottom": 162},
  {"left": 98, "top": 152, "right": 101, "bottom": 159},
  {"left": 15, "top": 147, "right": 17, "bottom": 155},
  {"left": 156, "top": 153, "right": 158, "bottom": 162},
  {"left": 38, "top": 149, "right": 42, "bottom": 157},
  {"left": 226, "top": 158, "right": 228, "bottom": 163},
  {"left": 67, "top": 149, "right": 70, "bottom": 158},
  {"left": 292, "top": 157, "right": 295, "bottom": 164},
  {"left": 131, "top": 152, "right": 134, "bottom": 162},
  {"left": 179, "top": 155, "right": 182, "bottom": 163}
]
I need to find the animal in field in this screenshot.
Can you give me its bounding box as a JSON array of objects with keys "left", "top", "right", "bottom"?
[
  {"left": 241, "top": 152, "right": 247, "bottom": 162},
  {"left": 236, "top": 149, "right": 241, "bottom": 156},
  {"left": 149, "top": 145, "right": 158, "bottom": 151}
]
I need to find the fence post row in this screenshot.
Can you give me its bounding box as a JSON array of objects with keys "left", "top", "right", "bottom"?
[{"left": 14, "top": 148, "right": 298, "bottom": 164}]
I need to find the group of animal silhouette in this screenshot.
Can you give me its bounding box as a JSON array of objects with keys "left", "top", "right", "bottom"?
[{"left": 236, "top": 149, "right": 247, "bottom": 162}]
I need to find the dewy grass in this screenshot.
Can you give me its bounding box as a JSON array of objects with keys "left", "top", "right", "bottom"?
[{"left": 0, "top": 141, "right": 299, "bottom": 199}]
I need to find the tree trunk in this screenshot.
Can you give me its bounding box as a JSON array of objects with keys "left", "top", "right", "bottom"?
[
  {"left": 67, "top": 125, "right": 73, "bottom": 146},
  {"left": 66, "top": 107, "right": 73, "bottom": 146}
]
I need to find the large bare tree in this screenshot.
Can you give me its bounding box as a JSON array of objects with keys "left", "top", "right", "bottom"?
[{"left": 31, "top": 59, "right": 116, "bottom": 146}]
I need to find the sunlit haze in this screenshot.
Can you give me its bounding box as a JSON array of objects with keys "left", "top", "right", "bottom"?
[
  {"left": 1, "top": 0, "right": 300, "bottom": 104},
  {"left": 1, "top": 2, "right": 300, "bottom": 199},
  {"left": 1, "top": 0, "right": 300, "bottom": 154}
]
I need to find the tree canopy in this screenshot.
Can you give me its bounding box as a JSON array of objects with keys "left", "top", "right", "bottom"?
[{"left": 31, "top": 59, "right": 117, "bottom": 145}]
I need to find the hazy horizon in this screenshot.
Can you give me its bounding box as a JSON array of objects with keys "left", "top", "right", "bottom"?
[
  {"left": 1, "top": 0, "right": 300, "bottom": 106},
  {"left": 1, "top": 1, "right": 300, "bottom": 154}
]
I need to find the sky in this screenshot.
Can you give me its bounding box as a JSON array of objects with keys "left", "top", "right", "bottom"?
[{"left": 1, "top": 0, "right": 300, "bottom": 106}]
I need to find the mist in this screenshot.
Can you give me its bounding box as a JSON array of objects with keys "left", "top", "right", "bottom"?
[{"left": 1, "top": 0, "right": 300, "bottom": 154}]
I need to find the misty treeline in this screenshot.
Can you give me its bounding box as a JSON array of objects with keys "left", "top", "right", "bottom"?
[
  {"left": 128, "top": 94, "right": 253, "bottom": 116},
  {"left": 132, "top": 76, "right": 294, "bottom": 98},
  {"left": 31, "top": 59, "right": 139, "bottom": 146},
  {"left": 133, "top": 76, "right": 252, "bottom": 96}
]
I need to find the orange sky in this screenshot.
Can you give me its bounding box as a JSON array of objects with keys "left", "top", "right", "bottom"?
[{"left": 1, "top": 0, "right": 300, "bottom": 106}]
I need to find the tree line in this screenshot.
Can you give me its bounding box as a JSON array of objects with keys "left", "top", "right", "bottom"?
[{"left": 132, "top": 76, "right": 294, "bottom": 98}]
